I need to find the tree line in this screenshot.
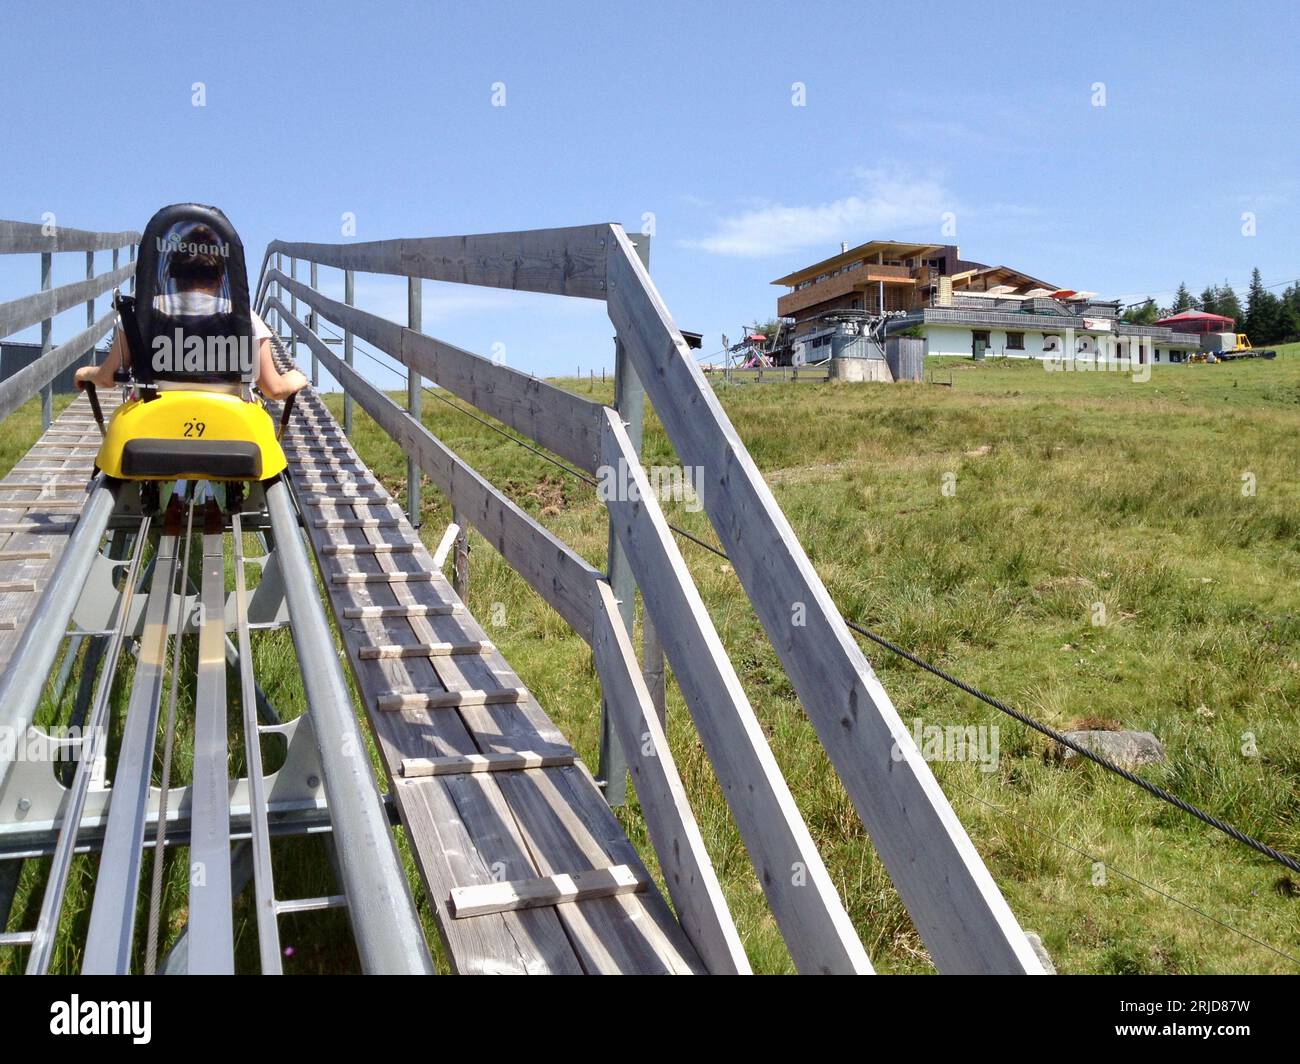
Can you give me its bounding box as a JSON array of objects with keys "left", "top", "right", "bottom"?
[{"left": 1122, "top": 268, "right": 1300, "bottom": 343}]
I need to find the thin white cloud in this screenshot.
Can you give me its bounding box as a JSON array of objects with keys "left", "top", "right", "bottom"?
[{"left": 682, "top": 169, "right": 959, "bottom": 258}]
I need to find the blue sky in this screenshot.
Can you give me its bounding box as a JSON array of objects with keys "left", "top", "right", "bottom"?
[{"left": 3, "top": 0, "right": 1298, "bottom": 386}]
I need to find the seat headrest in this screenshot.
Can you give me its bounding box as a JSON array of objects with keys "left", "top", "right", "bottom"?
[{"left": 131, "top": 204, "right": 255, "bottom": 385}]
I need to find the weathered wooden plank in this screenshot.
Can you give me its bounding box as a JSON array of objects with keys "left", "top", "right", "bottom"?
[
  {"left": 331, "top": 570, "right": 435, "bottom": 585},
  {"left": 313, "top": 517, "right": 405, "bottom": 530},
  {"left": 377, "top": 687, "right": 528, "bottom": 711},
  {"left": 397, "top": 776, "right": 586, "bottom": 973},
  {"left": 401, "top": 751, "right": 577, "bottom": 778},
  {"left": 321, "top": 542, "right": 418, "bottom": 556},
  {"left": 0, "top": 309, "right": 119, "bottom": 422},
  {"left": 344, "top": 603, "right": 461, "bottom": 620},
  {"left": 591, "top": 580, "right": 750, "bottom": 973},
  {"left": 269, "top": 297, "right": 600, "bottom": 643},
  {"left": 0, "top": 260, "right": 135, "bottom": 338},
  {"left": 0, "top": 549, "right": 52, "bottom": 561},
  {"left": 0, "top": 395, "right": 105, "bottom": 670},
  {"left": 359, "top": 640, "right": 493, "bottom": 659},
  {"left": 269, "top": 270, "right": 603, "bottom": 472},
  {"left": 605, "top": 226, "right": 1043, "bottom": 974},
  {"left": 265, "top": 224, "right": 612, "bottom": 300},
  {"left": 449, "top": 864, "right": 645, "bottom": 918},
  {"left": 298, "top": 492, "right": 392, "bottom": 505},
  {"left": 599, "top": 409, "right": 871, "bottom": 973},
  {"left": 0, "top": 221, "right": 138, "bottom": 255},
  {"left": 494, "top": 766, "right": 703, "bottom": 974}
]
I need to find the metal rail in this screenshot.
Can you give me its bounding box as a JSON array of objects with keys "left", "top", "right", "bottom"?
[
  {"left": 232, "top": 510, "right": 283, "bottom": 972},
  {"left": 0, "top": 475, "right": 119, "bottom": 794},
  {"left": 24, "top": 514, "right": 151, "bottom": 974},
  {"left": 82, "top": 500, "right": 186, "bottom": 973},
  {"left": 188, "top": 495, "right": 235, "bottom": 973}
]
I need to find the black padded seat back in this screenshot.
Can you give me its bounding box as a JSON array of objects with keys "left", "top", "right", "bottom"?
[{"left": 131, "top": 204, "right": 255, "bottom": 387}]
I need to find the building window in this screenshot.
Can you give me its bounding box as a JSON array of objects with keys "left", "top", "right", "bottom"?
[
  {"left": 972, "top": 330, "right": 990, "bottom": 346},
  {"left": 1006, "top": 331, "right": 1025, "bottom": 350}
]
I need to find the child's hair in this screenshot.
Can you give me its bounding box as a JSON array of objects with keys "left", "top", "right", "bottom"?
[{"left": 168, "top": 223, "right": 226, "bottom": 286}]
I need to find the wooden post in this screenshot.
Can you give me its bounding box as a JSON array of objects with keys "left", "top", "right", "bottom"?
[
  {"left": 643, "top": 615, "right": 666, "bottom": 728},
  {"left": 85, "top": 251, "right": 95, "bottom": 365},
  {"left": 39, "top": 252, "right": 52, "bottom": 429},
  {"left": 288, "top": 257, "right": 298, "bottom": 365},
  {"left": 597, "top": 337, "right": 645, "bottom": 807},
  {"left": 343, "top": 269, "right": 354, "bottom": 437},
  {"left": 109, "top": 247, "right": 119, "bottom": 370},
  {"left": 407, "top": 276, "right": 422, "bottom": 527},
  {"left": 598, "top": 231, "right": 654, "bottom": 807},
  {"left": 273, "top": 251, "right": 282, "bottom": 334},
  {"left": 309, "top": 260, "right": 319, "bottom": 387},
  {"left": 451, "top": 507, "right": 469, "bottom": 602}
]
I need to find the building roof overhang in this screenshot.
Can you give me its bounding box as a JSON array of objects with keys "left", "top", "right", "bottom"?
[{"left": 771, "top": 239, "right": 948, "bottom": 286}]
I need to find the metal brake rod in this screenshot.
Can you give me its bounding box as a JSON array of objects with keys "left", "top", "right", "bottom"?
[
  {"left": 185, "top": 495, "right": 235, "bottom": 973},
  {"left": 82, "top": 495, "right": 187, "bottom": 974},
  {"left": 232, "top": 510, "right": 283, "bottom": 973}
]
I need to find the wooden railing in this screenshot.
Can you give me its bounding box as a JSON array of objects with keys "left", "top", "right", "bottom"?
[
  {"left": 255, "top": 222, "right": 1044, "bottom": 974},
  {"left": 0, "top": 220, "right": 139, "bottom": 424}
]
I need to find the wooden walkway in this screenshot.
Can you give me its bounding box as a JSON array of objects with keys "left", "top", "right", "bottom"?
[
  {"left": 0, "top": 391, "right": 120, "bottom": 670},
  {"left": 279, "top": 389, "right": 705, "bottom": 974}
]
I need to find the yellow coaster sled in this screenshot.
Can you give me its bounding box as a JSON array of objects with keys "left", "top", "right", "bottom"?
[{"left": 95, "top": 389, "right": 287, "bottom": 482}]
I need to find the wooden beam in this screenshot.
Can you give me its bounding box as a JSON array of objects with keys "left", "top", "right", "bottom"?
[
  {"left": 267, "top": 270, "right": 604, "bottom": 472},
  {"left": 431, "top": 522, "right": 460, "bottom": 568},
  {"left": 600, "top": 409, "right": 871, "bottom": 974},
  {"left": 343, "top": 603, "right": 460, "bottom": 620},
  {"left": 448, "top": 865, "right": 646, "bottom": 919},
  {"left": 400, "top": 751, "right": 577, "bottom": 777},
  {"left": 359, "top": 640, "right": 493, "bottom": 659},
  {"left": 265, "top": 224, "right": 612, "bottom": 300},
  {"left": 0, "top": 221, "right": 138, "bottom": 255},
  {"left": 0, "top": 308, "right": 119, "bottom": 422},
  {"left": 377, "top": 687, "right": 528, "bottom": 711},
  {"left": 605, "top": 225, "right": 1043, "bottom": 974},
  {"left": 0, "top": 261, "right": 135, "bottom": 339}
]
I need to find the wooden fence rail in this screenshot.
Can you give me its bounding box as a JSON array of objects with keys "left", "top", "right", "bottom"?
[
  {"left": 0, "top": 221, "right": 138, "bottom": 255},
  {"left": 257, "top": 224, "right": 614, "bottom": 303},
  {"left": 0, "top": 261, "right": 135, "bottom": 339},
  {"left": 0, "top": 220, "right": 138, "bottom": 427}
]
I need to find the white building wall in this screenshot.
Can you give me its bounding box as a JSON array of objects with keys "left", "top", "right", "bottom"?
[{"left": 922, "top": 324, "right": 1197, "bottom": 365}]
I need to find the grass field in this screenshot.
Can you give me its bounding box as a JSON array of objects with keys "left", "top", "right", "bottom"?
[{"left": 4, "top": 348, "right": 1297, "bottom": 973}]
